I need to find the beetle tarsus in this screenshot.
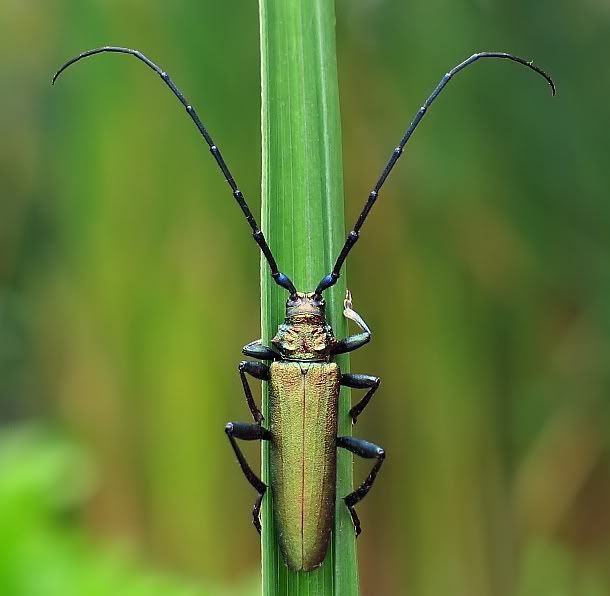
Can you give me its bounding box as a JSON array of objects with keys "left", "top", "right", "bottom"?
[
  {"left": 333, "top": 292, "right": 372, "bottom": 355},
  {"left": 253, "top": 490, "right": 266, "bottom": 534},
  {"left": 349, "top": 506, "right": 362, "bottom": 538},
  {"left": 343, "top": 289, "right": 353, "bottom": 311}
]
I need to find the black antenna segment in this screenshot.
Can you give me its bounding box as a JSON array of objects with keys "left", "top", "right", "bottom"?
[
  {"left": 315, "top": 52, "right": 555, "bottom": 295},
  {"left": 53, "top": 46, "right": 297, "bottom": 296}
]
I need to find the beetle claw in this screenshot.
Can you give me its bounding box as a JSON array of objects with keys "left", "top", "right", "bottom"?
[
  {"left": 343, "top": 290, "right": 367, "bottom": 331},
  {"left": 343, "top": 289, "right": 353, "bottom": 311}
]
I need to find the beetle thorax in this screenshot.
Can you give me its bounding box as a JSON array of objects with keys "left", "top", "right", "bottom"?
[{"left": 272, "top": 292, "right": 335, "bottom": 360}]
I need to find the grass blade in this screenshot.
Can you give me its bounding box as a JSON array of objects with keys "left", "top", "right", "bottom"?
[{"left": 259, "top": 0, "right": 359, "bottom": 594}]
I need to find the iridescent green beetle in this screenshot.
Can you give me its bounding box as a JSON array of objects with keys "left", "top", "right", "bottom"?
[
  {"left": 53, "top": 47, "right": 555, "bottom": 571},
  {"left": 262, "top": 290, "right": 376, "bottom": 570}
]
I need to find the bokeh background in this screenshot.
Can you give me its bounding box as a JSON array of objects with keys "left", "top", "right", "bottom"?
[{"left": 2, "top": 0, "right": 610, "bottom": 594}]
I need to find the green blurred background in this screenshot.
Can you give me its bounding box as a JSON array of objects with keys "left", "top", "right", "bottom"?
[{"left": 2, "top": 0, "right": 609, "bottom": 594}]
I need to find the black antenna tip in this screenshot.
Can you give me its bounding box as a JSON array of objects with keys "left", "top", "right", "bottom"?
[
  {"left": 51, "top": 59, "right": 72, "bottom": 86},
  {"left": 528, "top": 60, "right": 556, "bottom": 96}
]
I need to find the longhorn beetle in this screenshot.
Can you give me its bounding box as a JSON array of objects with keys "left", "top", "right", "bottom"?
[{"left": 53, "top": 47, "right": 555, "bottom": 571}]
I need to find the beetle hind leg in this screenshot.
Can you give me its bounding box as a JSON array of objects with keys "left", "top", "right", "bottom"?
[
  {"left": 337, "top": 435, "right": 385, "bottom": 536},
  {"left": 225, "top": 421, "right": 271, "bottom": 533}
]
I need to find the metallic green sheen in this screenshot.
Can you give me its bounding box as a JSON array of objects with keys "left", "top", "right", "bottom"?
[{"left": 268, "top": 361, "right": 340, "bottom": 571}]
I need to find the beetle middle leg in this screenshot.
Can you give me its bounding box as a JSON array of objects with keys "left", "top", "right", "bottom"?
[
  {"left": 337, "top": 435, "right": 385, "bottom": 536},
  {"left": 228, "top": 355, "right": 272, "bottom": 531},
  {"left": 341, "top": 373, "right": 380, "bottom": 424},
  {"left": 225, "top": 421, "right": 271, "bottom": 533},
  {"left": 239, "top": 360, "right": 270, "bottom": 423}
]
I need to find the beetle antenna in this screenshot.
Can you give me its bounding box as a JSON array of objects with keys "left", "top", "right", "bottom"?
[
  {"left": 53, "top": 46, "right": 297, "bottom": 295},
  {"left": 315, "top": 51, "right": 555, "bottom": 295}
]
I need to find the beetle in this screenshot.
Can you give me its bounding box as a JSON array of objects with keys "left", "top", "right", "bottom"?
[{"left": 53, "top": 47, "right": 555, "bottom": 571}]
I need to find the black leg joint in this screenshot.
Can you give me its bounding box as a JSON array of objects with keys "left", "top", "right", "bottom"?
[{"left": 239, "top": 360, "right": 270, "bottom": 381}]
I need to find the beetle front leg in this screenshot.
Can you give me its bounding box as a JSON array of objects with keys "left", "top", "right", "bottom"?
[
  {"left": 332, "top": 290, "right": 372, "bottom": 355},
  {"left": 337, "top": 435, "right": 385, "bottom": 537},
  {"left": 239, "top": 360, "right": 269, "bottom": 423},
  {"left": 225, "top": 421, "right": 271, "bottom": 533},
  {"left": 242, "top": 340, "right": 279, "bottom": 360},
  {"left": 341, "top": 373, "right": 380, "bottom": 424}
]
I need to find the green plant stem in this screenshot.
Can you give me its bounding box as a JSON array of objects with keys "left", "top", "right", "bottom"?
[{"left": 259, "top": 0, "right": 358, "bottom": 594}]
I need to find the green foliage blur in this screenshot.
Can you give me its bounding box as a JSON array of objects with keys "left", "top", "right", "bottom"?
[
  {"left": 1, "top": 0, "right": 609, "bottom": 594},
  {"left": 0, "top": 427, "right": 252, "bottom": 595}
]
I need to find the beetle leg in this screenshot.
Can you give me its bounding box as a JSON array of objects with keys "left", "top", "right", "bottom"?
[
  {"left": 332, "top": 290, "right": 372, "bottom": 355},
  {"left": 336, "top": 436, "right": 385, "bottom": 537},
  {"left": 225, "top": 421, "right": 271, "bottom": 533},
  {"left": 242, "top": 340, "right": 279, "bottom": 360},
  {"left": 333, "top": 333, "right": 370, "bottom": 355},
  {"left": 239, "top": 360, "right": 270, "bottom": 423},
  {"left": 341, "top": 373, "right": 380, "bottom": 424}
]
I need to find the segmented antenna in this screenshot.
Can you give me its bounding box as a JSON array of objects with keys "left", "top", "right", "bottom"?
[
  {"left": 53, "top": 46, "right": 297, "bottom": 295},
  {"left": 315, "top": 52, "right": 556, "bottom": 295}
]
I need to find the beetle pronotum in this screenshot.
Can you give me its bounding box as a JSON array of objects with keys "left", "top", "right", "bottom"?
[{"left": 53, "top": 47, "right": 555, "bottom": 571}]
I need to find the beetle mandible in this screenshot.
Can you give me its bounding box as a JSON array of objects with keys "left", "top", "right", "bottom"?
[{"left": 53, "top": 47, "right": 555, "bottom": 571}]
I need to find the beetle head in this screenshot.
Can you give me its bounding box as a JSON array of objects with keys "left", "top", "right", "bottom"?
[
  {"left": 273, "top": 292, "right": 334, "bottom": 360},
  {"left": 285, "top": 292, "right": 326, "bottom": 320}
]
